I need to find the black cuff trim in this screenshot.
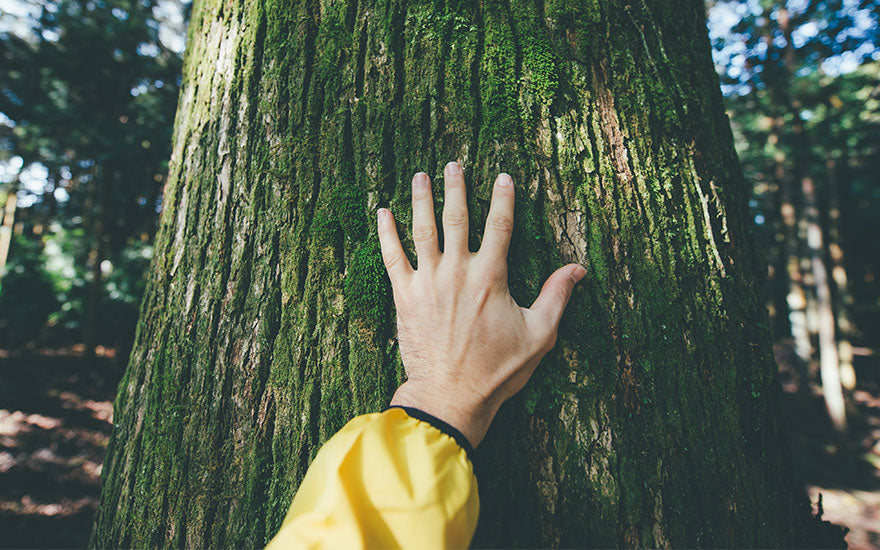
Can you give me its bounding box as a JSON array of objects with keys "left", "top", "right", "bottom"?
[{"left": 383, "top": 405, "right": 475, "bottom": 459}]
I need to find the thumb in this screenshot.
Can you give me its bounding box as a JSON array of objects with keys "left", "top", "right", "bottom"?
[{"left": 529, "top": 263, "right": 587, "bottom": 328}]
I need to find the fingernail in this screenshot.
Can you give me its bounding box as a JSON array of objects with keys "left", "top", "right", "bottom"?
[
  {"left": 571, "top": 265, "right": 587, "bottom": 283},
  {"left": 446, "top": 161, "right": 462, "bottom": 175},
  {"left": 378, "top": 208, "right": 389, "bottom": 221},
  {"left": 497, "top": 173, "right": 513, "bottom": 187},
  {"left": 413, "top": 172, "right": 428, "bottom": 187}
]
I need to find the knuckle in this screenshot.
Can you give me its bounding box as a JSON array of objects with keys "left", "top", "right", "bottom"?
[
  {"left": 382, "top": 250, "right": 404, "bottom": 270},
  {"left": 488, "top": 214, "right": 513, "bottom": 234},
  {"left": 482, "top": 262, "right": 507, "bottom": 282},
  {"left": 412, "top": 224, "right": 436, "bottom": 243},
  {"left": 439, "top": 258, "right": 465, "bottom": 280},
  {"left": 444, "top": 211, "right": 469, "bottom": 228}
]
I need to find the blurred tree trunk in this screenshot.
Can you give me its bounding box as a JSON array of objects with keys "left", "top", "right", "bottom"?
[
  {"left": 776, "top": 6, "right": 845, "bottom": 428},
  {"left": 770, "top": 9, "right": 813, "bottom": 368},
  {"left": 0, "top": 187, "right": 16, "bottom": 276},
  {"left": 775, "top": 118, "right": 812, "bottom": 366},
  {"left": 827, "top": 156, "right": 856, "bottom": 391},
  {"left": 92, "top": 1, "right": 837, "bottom": 547},
  {"left": 45, "top": 169, "right": 58, "bottom": 221},
  {"left": 802, "top": 175, "right": 845, "bottom": 431},
  {"left": 84, "top": 164, "right": 107, "bottom": 355}
]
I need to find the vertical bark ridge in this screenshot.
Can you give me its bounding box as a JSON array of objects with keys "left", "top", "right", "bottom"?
[
  {"left": 383, "top": 0, "right": 407, "bottom": 205},
  {"left": 467, "top": 0, "right": 484, "bottom": 194}
]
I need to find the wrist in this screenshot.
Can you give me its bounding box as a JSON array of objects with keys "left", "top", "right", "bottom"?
[{"left": 390, "top": 380, "right": 498, "bottom": 449}]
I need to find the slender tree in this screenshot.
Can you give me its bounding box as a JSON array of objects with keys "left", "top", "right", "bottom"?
[
  {"left": 93, "top": 1, "right": 841, "bottom": 547},
  {"left": 826, "top": 150, "right": 855, "bottom": 392},
  {"left": 0, "top": 188, "right": 16, "bottom": 276}
]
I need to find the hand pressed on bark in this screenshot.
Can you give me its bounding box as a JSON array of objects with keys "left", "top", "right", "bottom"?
[{"left": 377, "top": 161, "right": 586, "bottom": 449}]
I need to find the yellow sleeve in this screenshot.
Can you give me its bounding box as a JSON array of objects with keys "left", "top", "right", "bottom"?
[{"left": 266, "top": 407, "right": 480, "bottom": 550}]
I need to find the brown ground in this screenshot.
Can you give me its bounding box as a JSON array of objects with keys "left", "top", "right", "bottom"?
[
  {"left": 0, "top": 346, "right": 120, "bottom": 549},
  {"left": 775, "top": 339, "right": 880, "bottom": 549},
  {"left": 0, "top": 343, "right": 878, "bottom": 548}
]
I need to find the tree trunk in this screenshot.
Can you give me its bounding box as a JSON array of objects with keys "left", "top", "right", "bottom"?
[
  {"left": 84, "top": 164, "right": 108, "bottom": 355},
  {"left": 776, "top": 7, "right": 845, "bottom": 431},
  {"left": 0, "top": 187, "right": 16, "bottom": 277},
  {"left": 801, "top": 175, "right": 845, "bottom": 431},
  {"left": 826, "top": 156, "right": 855, "bottom": 391},
  {"left": 774, "top": 119, "right": 812, "bottom": 367},
  {"left": 92, "top": 1, "right": 833, "bottom": 547}
]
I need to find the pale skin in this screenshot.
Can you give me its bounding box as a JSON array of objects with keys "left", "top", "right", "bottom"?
[{"left": 377, "top": 161, "right": 586, "bottom": 449}]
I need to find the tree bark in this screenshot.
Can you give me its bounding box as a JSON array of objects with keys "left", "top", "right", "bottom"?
[{"left": 93, "top": 0, "right": 832, "bottom": 547}]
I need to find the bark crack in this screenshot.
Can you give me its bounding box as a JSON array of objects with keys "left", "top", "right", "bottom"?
[
  {"left": 354, "top": 13, "right": 368, "bottom": 99},
  {"left": 431, "top": 0, "right": 449, "bottom": 173},
  {"left": 468, "top": 2, "right": 483, "bottom": 179},
  {"left": 296, "top": 2, "right": 318, "bottom": 132},
  {"left": 380, "top": 0, "right": 407, "bottom": 201}
]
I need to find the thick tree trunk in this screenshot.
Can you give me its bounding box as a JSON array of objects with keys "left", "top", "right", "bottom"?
[{"left": 93, "top": 1, "right": 832, "bottom": 547}]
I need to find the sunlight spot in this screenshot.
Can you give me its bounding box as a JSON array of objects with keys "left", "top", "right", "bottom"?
[
  {"left": 82, "top": 459, "right": 103, "bottom": 478},
  {"left": 0, "top": 410, "right": 63, "bottom": 435},
  {"left": 0, "top": 495, "right": 97, "bottom": 517},
  {"left": 58, "top": 392, "right": 114, "bottom": 422},
  {"left": 0, "top": 452, "right": 13, "bottom": 473}
]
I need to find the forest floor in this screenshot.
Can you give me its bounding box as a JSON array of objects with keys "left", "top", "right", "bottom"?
[
  {"left": 0, "top": 345, "right": 121, "bottom": 548},
  {"left": 775, "top": 337, "right": 880, "bottom": 550},
  {"left": 0, "top": 341, "right": 879, "bottom": 548}
]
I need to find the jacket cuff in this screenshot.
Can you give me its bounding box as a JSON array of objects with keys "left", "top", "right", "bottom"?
[{"left": 383, "top": 405, "right": 475, "bottom": 459}]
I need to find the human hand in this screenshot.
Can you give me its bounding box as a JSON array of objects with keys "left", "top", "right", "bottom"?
[{"left": 378, "top": 161, "right": 586, "bottom": 449}]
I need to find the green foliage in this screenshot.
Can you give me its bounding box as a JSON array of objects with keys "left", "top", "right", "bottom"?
[
  {"left": 0, "top": 234, "right": 58, "bottom": 345},
  {"left": 710, "top": 0, "right": 880, "bottom": 317},
  {"left": 0, "top": 0, "right": 184, "bottom": 346},
  {"left": 0, "top": 226, "right": 152, "bottom": 346}
]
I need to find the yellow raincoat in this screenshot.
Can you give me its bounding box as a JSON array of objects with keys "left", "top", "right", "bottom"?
[{"left": 266, "top": 406, "right": 480, "bottom": 549}]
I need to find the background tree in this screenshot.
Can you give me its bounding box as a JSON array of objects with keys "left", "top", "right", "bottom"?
[
  {"left": 93, "top": 0, "right": 843, "bottom": 547},
  {"left": 709, "top": 0, "right": 880, "bottom": 430}
]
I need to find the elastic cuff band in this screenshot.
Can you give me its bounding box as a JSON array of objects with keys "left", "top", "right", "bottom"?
[{"left": 383, "top": 405, "right": 475, "bottom": 459}]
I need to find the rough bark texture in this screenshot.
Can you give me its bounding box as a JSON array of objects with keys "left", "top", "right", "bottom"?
[{"left": 93, "top": 0, "right": 823, "bottom": 547}]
